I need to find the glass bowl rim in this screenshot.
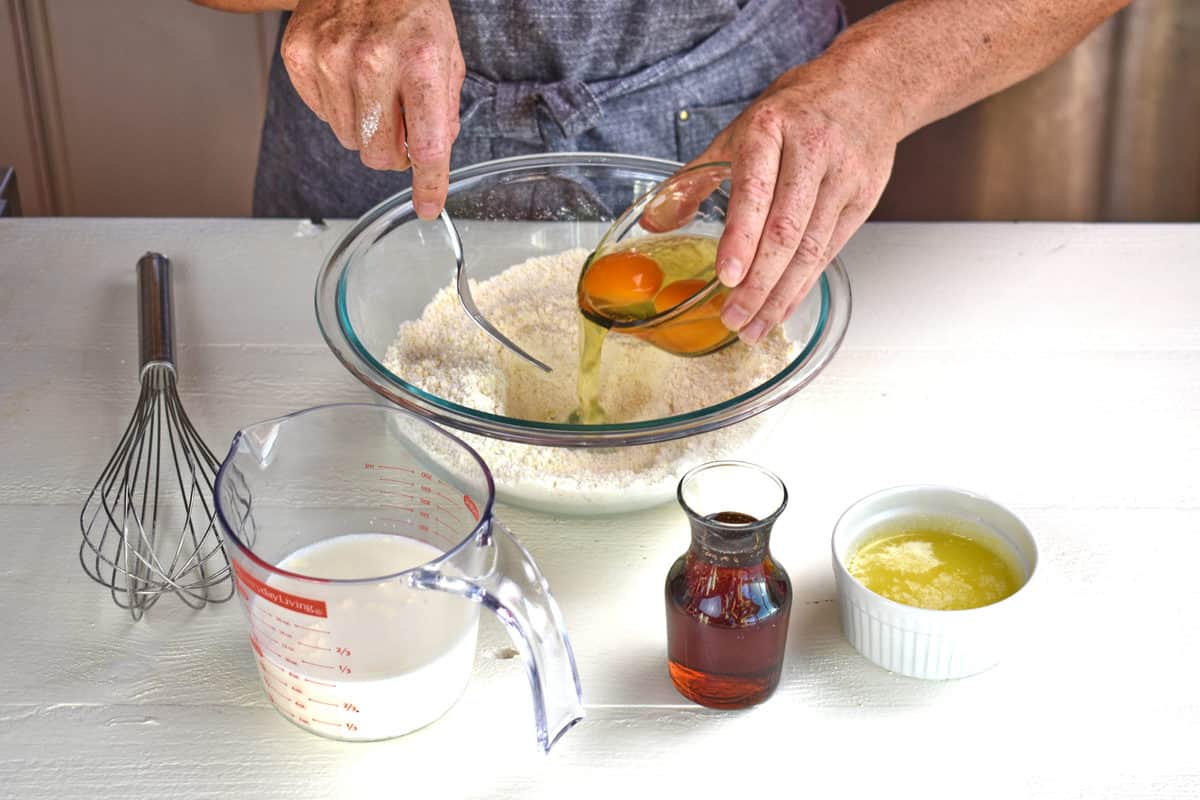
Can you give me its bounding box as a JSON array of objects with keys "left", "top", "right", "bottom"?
[{"left": 314, "top": 152, "right": 852, "bottom": 447}]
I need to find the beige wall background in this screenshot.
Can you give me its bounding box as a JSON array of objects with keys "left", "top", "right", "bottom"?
[
  {"left": 2, "top": 1, "right": 1197, "bottom": 220},
  {"left": 3, "top": 0, "right": 277, "bottom": 216},
  {"left": 846, "top": 0, "right": 1200, "bottom": 222}
]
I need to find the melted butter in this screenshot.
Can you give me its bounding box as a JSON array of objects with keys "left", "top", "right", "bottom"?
[{"left": 847, "top": 518, "right": 1023, "bottom": 611}]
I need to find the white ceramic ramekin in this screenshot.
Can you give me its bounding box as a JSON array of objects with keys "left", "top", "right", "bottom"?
[{"left": 831, "top": 485, "right": 1039, "bottom": 680}]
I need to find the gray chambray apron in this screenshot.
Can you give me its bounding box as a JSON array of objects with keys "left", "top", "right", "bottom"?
[{"left": 252, "top": 0, "right": 844, "bottom": 218}]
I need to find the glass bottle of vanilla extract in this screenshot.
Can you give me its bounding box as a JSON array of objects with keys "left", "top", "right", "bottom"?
[{"left": 665, "top": 461, "right": 792, "bottom": 709}]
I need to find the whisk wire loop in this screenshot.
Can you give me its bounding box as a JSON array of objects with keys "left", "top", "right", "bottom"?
[{"left": 79, "top": 255, "right": 233, "bottom": 619}]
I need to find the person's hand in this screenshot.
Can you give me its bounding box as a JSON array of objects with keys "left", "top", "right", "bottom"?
[
  {"left": 281, "top": 0, "right": 464, "bottom": 219},
  {"left": 645, "top": 59, "right": 902, "bottom": 344}
]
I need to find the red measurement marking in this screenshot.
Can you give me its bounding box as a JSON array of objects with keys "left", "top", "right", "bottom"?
[
  {"left": 250, "top": 635, "right": 264, "bottom": 658},
  {"left": 301, "top": 660, "right": 334, "bottom": 670},
  {"left": 252, "top": 621, "right": 278, "bottom": 643},
  {"left": 338, "top": 665, "right": 352, "bottom": 675},
  {"left": 262, "top": 633, "right": 296, "bottom": 655},
  {"left": 312, "top": 718, "right": 340, "bottom": 728},
  {"left": 260, "top": 669, "right": 290, "bottom": 695},
  {"left": 233, "top": 562, "right": 328, "bottom": 618},
  {"left": 264, "top": 685, "right": 290, "bottom": 708},
  {"left": 294, "top": 624, "right": 330, "bottom": 635},
  {"left": 290, "top": 685, "right": 304, "bottom": 695},
  {"left": 272, "top": 615, "right": 293, "bottom": 627},
  {"left": 250, "top": 606, "right": 276, "bottom": 625},
  {"left": 345, "top": 722, "right": 359, "bottom": 732},
  {"left": 379, "top": 476, "right": 416, "bottom": 487},
  {"left": 267, "top": 694, "right": 297, "bottom": 721},
  {"left": 433, "top": 516, "right": 457, "bottom": 535},
  {"left": 464, "top": 494, "right": 480, "bottom": 521},
  {"left": 298, "top": 716, "right": 311, "bottom": 725},
  {"left": 308, "top": 699, "right": 338, "bottom": 708},
  {"left": 342, "top": 703, "right": 360, "bottom": 713},
  {"left": 302, "top": 677, "right": 337, "bottom": 688},
  {"left": 296, "top": 641, "right": 331, "bottom": 651},
  {"left": 284, "top": 657, "right": 300, "bottom": 667},
  {"left": 335, "top": 647, "right": 351, "bottom": 656}
]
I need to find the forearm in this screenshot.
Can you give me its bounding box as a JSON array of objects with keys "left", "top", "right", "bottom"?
[
  {"left": 820, "top": 0, "right": 1131, "bottom": 138},
  {"left": 190, "top": 0, "right": 296, "bottom": 11}
]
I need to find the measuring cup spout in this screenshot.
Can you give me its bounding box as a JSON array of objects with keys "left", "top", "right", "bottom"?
[{"left": 413, "top": 519, "right": 583, "bottom": 752}]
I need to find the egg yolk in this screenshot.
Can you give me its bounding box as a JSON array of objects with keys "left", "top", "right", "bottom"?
[
  {"left": 652, "top": 279, "right": 712, "bottom": 314},
  {"left": 649, "top": 279, "right": 732, "bottom": 354},
  {"left": 581, "top": 251, "right": 663, "bottom": 310}
]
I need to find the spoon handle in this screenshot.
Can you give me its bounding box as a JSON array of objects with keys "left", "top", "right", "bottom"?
[{"left": 443, "top": 209, "right": 554, "bottom": 373}]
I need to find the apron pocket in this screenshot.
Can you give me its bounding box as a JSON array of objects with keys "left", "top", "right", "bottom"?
[{"left": 674, "top": 100, "right": 749, "bottom": 163}]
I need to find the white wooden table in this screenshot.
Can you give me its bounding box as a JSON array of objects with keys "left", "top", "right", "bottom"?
[{"left": 2, "top": 219, "right": 1198, "bottom": 799}]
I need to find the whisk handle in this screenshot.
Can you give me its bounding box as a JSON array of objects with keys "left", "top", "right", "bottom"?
[{"left": 138, "top": 252, "right": 175, "bottom": 370}]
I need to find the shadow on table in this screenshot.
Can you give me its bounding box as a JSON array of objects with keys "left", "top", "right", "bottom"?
[
  {"left": 588, "top": 639, "right": 683, "bottom": 706},
  {"left": 784, "top": 596, "right": 953, "bottom": 712}
]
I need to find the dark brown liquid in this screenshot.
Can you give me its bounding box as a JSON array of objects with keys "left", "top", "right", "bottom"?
[
  {"left": 706, "top": 510, "right": 758, "bottom": 524},
  {"left": 664, "top": 511, "right": 791, "bottom": 709}
]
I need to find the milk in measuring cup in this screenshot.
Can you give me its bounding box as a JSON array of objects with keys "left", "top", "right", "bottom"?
[{"left": 241, "top": 533, "right": 479, "bottom": 741}]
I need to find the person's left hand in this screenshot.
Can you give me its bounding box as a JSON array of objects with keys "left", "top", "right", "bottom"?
[{"left": 644, "top": 58, "right": 902, "bottom": 344}]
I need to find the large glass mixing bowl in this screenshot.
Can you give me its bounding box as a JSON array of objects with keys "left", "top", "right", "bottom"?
[{"left": 315, "top": 153, "right": 851, "bottom": 514}]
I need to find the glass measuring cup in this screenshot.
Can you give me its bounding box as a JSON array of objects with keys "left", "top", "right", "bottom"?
[
  {"left": 213, "top": 403, "right": 582, "bottom": 751},
  {"left": 579, "top": 162, "right": 737, "bottom": 357}
]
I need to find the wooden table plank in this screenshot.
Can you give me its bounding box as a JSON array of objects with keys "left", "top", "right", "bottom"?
[{"left": 1, "top": 219, "right": 1198, "bottom": 798}]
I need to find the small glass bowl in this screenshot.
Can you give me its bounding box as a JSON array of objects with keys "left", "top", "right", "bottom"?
[{"left": 580, "top": 162, "right": 737, "bottom": 357}]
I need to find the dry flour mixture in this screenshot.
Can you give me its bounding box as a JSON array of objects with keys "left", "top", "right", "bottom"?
[{"left": 383, "top": 249, "right": 799, "bottom": 508}]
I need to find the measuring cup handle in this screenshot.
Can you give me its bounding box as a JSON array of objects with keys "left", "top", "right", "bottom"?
[{"left": 412, "top": 519, "right": 583, "bottom": 753}]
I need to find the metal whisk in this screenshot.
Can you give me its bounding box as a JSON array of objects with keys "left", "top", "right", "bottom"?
[{"left": 80, "top": 252, "right": 233, "bottom": 618}]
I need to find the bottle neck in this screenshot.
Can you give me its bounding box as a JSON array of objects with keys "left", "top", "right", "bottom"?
[{"left": 687, "top": 516, "right": 773, "bottom": 567}]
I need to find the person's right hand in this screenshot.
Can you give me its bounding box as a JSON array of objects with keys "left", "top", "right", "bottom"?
[{"left": 281, "top": 0, "right": 464, "bottom": 219}]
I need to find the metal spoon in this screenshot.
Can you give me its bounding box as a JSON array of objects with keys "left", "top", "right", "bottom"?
[{"left": 439, "top": 208, "right": 553, "bottom": 373}]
